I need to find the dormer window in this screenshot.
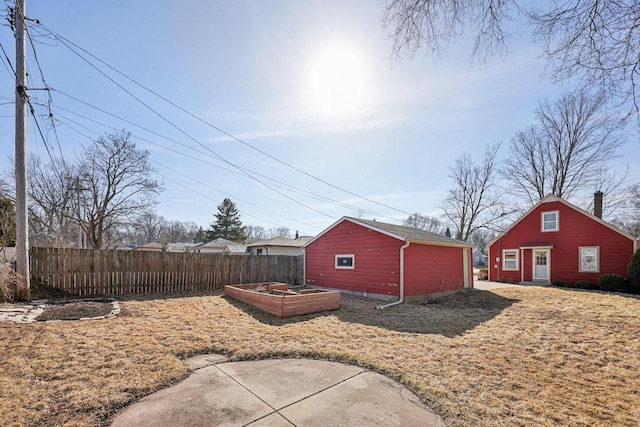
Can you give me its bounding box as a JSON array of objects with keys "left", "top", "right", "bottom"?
[{"left": 542, "top": 211, "right": 559, "bottom": 232}]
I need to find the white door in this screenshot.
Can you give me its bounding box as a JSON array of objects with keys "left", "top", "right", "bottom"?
[{"left": 533, "top": 249, "right": 550, "bottom": 281}]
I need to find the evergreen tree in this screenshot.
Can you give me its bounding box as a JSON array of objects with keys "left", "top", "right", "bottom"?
[
  {"left": 0, "top": 197, "right": 16, "bottom": 247},
  {"left": 628, "top": 249, "right": 640, "bottom": 293},
  {"left": 193, "top": 226, "right": 208, "bottom": 243},
  {"left": 208, "top": 198, "right": 246, "bottom": 243}
]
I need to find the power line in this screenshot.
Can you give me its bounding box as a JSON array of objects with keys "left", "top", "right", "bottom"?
[
  {"left": 148, "top": 171, "right": 295, "bottom": 230},
  {"left": 37, "top": 23, "right": 412, "bottom": 217},
  {"left": 21, "top": 9, "right": 66, "bottom": 168},
  {"left": 44, "top": 42, "right": 336, "bottom": 220},
  {"left": 151, "top": 159, "right": 323, "bottom": 230},
  {"left": 48, "top": 91, "right": 398, "bottom": 220},
  {"left": 54, "top": 110, "right": 323, "bottom": 231},
  {"left": 52, "top": 105, "right": 389, "bottom": 220},
  {"left": 0, "top": 41, "right": 16, "bottom": 77}
]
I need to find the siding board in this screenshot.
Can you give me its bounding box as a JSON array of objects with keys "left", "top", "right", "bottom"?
[
  {"left": 305, "top": 220, "right": 404, "bottom": 297},
  {"left": 404, "top": 244, "right": 465, "bottom": 295},
  {"left": 305, "top": 219, "right": 468, "bottom": 298},
  {"left": 489, "top": 200, "right": 635, "bottom": 283}
]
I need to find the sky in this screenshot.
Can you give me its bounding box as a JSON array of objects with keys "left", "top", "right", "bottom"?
[{"left": 0, "top": 1, "right": 638, "bottom": 237}]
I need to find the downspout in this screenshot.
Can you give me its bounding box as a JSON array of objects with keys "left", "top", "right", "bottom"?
[
  {"left": 302, "top": 247, "right": 306, "bottom": 286},
  {"left": 377, "top": 240, "right": 411, "bottom": 310}
]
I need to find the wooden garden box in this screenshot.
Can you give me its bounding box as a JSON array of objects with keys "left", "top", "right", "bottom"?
[{"left": 224, "top": 283, "right": 341, "bottom": 318}]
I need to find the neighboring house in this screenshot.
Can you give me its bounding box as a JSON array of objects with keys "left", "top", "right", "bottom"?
[
  {"left": 488, "top": 194, "right": 638, "bottom": 284},
  {"left": 303, "top": 217, "right": 474, "bottom": 303},
  {"left": 472, "top": 248, "right": 487, "bottom": 267},
  {"left": 114, "top": 244, "right": 135, "bottom": 251},
  {"left": 223, "top": 244, "right": 248, "bottom": 255},
  {"left": 247, "top": 236, "right": 312, "bottom": 256},
  {"left": 165, "top": 242, "right": 201, "bottom": 253},
  {"left": 133, "top": 242, "right": 164, "bottom": 252},
  {"left": 193, "top": 238, "right": 239, "bottom": 254}
]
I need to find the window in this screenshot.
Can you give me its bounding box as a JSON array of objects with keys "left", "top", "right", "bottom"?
[
  {"left": 502, "top": 250, "right": 519, "bottom": 271},
  {"left": 335, "top": 254, "right": 354, "bottom": 269},
  {"left": 542, "top": 211, "right": 559, "bottom": 232},
  {"left": 256, "top": 248, "right": 263, "bottom": 255},
  {"left": 579, "top": 247, "right": 599, "bottom": 272}
]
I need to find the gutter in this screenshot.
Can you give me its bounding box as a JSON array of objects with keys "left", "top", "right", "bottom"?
[{"left": 377, "top": 240, "right": 411, "bottom": 309}]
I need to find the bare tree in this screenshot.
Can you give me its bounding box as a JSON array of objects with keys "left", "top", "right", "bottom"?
[
  {"left": 468, "top": 229, "right": 496, "bottom": 254},
  {"left": 442, "top": 144, "right": 505, "bottom": 241},
  {"left": 403, "top": 212, "right": 444, "bottom": 233},
  {"left": 245, "top": 225, "right": 267, "bottom": 240},
  {"left": 26, "top": 154, "right": 77, "bottom": 247},
  {"left": 161, "top": 220, "right": 199, "bottom": 243},
  {"left": 134, "top": 212, "right": 167, "bottom": 244},
  {"left": 77, "top": 132, "right": 162, "bottom": 249},
  {"left": 503, "top": 91, "right": 627, "bottom": 207},
  {"left": 528, "top": 1, "right": 640, "bottom": 125},
  {"left": 266, "top": 227, "right": 291, "bottom": 239},
  {"left": 382, "top": 0, "right": 515, "bottom": 62},
  {"left": 382, "top": 1, "right": 640, "bottom": 125},
  {"left": 611, "top": 184, "right": 640, "bottom": 237}
]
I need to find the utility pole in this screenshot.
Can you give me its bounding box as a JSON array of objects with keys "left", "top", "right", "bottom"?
[
  {"left": 14, "top": 0, "right": 29, "bottom": 300},
  {"left": 70, "top": 176, "right": 87, "bottom": 249}
]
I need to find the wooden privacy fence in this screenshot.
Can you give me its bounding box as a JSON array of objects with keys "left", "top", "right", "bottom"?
[{"left": 30, "top": 247, "right": 303, "bottom": 296}]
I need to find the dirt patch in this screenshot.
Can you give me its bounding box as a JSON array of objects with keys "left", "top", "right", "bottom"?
[{"left": 35, "top": 301, "right": 114, "bottom": 321}]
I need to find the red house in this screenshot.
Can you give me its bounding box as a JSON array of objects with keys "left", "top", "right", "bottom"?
[
  {"left": 488, "top": 194, "right": 638, "bottom": 284},
  {"left": 303, "top": 217, "right": 474, "bottom": 305}
]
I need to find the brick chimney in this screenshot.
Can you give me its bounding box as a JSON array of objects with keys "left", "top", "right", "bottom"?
[{"left": 594, "top": 191, "right": 603, "bottom": 219}]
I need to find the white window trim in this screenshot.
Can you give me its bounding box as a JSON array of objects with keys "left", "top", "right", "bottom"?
[
  {"left": 541, "top": 210, "right": 559, "bottom": 232},
  {"left": 579, "top": 246, "right": 600, "bottom": 273},
  {"left": 335, "top": 254, "right": 355, "bottom": 269},
  {"left": 502, "top": 249, "right": 519, "bottom": 271}
]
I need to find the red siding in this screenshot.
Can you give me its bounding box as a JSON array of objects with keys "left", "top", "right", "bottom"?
[
  {"left": 404, "top": 244, "right": 465, "bottom": 295},
  {"left": 305, "top": 220, "right": 404, "bottom": 297},
  {"left": 489, "top": 200, "right": 635, "bottom": 283}
]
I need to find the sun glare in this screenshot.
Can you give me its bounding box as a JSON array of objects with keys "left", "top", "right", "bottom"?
[{"left": 308, "top": 47, "right": 366, "bottom": 116}]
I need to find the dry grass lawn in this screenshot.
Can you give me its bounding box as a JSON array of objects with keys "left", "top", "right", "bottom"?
[{"left": 1, "top": 286, "right": 639, "bottom": 426}]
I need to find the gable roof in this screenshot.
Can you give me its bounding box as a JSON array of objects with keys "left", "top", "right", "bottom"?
[
  {"left": 133, "top": 242, "right": 164, "bottom": 250},
  {"left": 196, "top": 238, "right": 239, "bottom": 249},
  {"left": 489, "top": 194, "right": 638, "bottom": 246},
  {"left": 304, "top": 216, "right": 472, "bottom": 248},
  {"left": 224, "top": 244, "right": 248, "bottom": 253},
  {"left": 246, "top": 236, "right": 305, "bottom": 248},
  {"left": 165, "top": 242, "right": 201, "bottom": 251}
]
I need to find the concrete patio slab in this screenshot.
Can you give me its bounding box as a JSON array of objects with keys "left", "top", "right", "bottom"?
[
  {"left": 279, "top": 371, "right": 444, "bottom": 427},
  {"left": 111, "top": 356, "right": 444, "bottom": 427},
  {"left": 216, "top": 358, "right": 364, "bottom": 409},
  {"left": 111, "top": 365, "right": 273, "bottom": 427}
]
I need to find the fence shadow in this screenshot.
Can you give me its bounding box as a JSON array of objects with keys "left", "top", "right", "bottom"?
[{"left": 225, "top": 289, "right": 520, "bottom": 338}]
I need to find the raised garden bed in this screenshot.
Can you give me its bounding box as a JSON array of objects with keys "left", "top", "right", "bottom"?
[{"left": 224, "top": 283, "right": 341, "bottom": 318}]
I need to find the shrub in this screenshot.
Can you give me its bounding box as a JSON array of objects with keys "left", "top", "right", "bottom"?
[
  {"left": 0, "top": 263, "right": 21, "bottom": 302},
  {"left": 628, "top": 248, "right": 640, "bottom": 294},
  {"left": 552, "top": 280, "right": 567, "bottom": 288},
  {"left": 575, "top": 280, "right": 599, "bottom": 290},
  {"left": 599, "top": 274, "right": 625, "bottom": 292},
  {"left": 477, "top": 269, "right": 488, "bottom": 280}
]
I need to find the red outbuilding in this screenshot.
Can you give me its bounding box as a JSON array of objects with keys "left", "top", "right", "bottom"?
[
  {"left": 488, "top": 194, "right": 638, "bottom": 284},
  {"left": 303, "top": 217, "right": 474, "bottom": 305}
]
